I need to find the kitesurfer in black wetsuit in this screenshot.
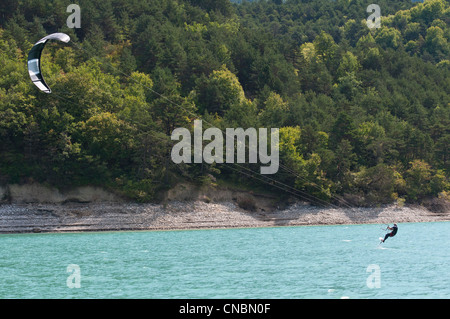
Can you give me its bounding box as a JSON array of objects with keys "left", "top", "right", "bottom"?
[{"left": 381, "top": 224, "right": 398, "bottom": 243}]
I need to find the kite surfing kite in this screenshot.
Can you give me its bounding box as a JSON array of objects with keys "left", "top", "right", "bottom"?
[{"left": 27, "top": 33, "right": 70, "bottom": 93}]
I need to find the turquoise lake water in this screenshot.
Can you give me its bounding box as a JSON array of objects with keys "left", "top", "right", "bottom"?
[{"left": 0, "top": 222, "right": 449, "bottom": 299}]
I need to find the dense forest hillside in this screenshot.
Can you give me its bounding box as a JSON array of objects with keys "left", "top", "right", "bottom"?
[{"left": 0, "top": 0, "right": 449, "bottom": 207}]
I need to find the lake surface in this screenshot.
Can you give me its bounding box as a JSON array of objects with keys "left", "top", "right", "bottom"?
[{"left": 0, "top": 222, "right": 449, "bottom": 298}]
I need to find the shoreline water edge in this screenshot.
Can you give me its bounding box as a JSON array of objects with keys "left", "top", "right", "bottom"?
[{"left": 1, "top": 201, "right": 449, "bottom": 234}]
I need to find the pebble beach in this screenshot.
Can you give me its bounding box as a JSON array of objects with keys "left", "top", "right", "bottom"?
[{"left": 1, "top": 201, "right": 448, "bottom": 234}]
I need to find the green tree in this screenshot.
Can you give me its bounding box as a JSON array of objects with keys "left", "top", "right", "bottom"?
[
  {"left": 405, "top": 159, "right": 432, "bottom": 201},
  {"left": 424, "top": 26, "right": 449, "bottom": 59},
  {"left": 354, "top": 163, "right": 399, "bottom": 204},
  {"left": 258, "top": 92, "right": 289, "bottom": 128},
  {"left": 337, "top": 51, "right": 360, "bottom": 80},
  {"left": 329, "top": 112, "right": 357, "bottom": 150},
  {"left": 313, "top": 31, "right": 339, "bottom": 71},
  {"left": 195, "top": 65, "right": 248, "bottom": 116},
  {"left": 375, "top": 27, "right": 402, "bottom": 49},
  {"left": 332, "top": 139, "right": 357, "bottom": 190}
]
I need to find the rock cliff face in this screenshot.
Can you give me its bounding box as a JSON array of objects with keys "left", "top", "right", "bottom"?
[
  {"left": 0, "top": 182, "right": 281, "bottom": 212},
  {"left": 0, "top": 183, "right": 122, "bottom": 204},
  {"left": 164, "top": 182, "right": 283, "bottom": 212}
]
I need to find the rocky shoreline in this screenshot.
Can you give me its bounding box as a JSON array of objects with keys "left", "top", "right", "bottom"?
[{"left": 1, "top": 201, "right": 449, "bottom": 234}]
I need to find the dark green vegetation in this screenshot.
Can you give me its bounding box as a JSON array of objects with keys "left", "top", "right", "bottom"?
[{"left": 0, "top": 0, "right": 449, "bottom": 206}]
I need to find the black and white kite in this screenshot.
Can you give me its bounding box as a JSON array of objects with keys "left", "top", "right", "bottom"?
[{"left": 27, "top": 33, "right": 70, "bottom": 93}]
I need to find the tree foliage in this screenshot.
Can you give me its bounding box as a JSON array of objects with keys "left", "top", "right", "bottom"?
[{"left": 0, "top": 0, "right": 449, "bottom": 204}]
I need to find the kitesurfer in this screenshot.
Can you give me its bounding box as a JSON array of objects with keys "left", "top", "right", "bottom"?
[{"left": 380, "top": 223, "right": 398, "bottom": 243}]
